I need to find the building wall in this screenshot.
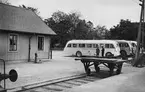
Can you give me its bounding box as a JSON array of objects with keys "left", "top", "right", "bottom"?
[
  {"left": 0, "top": 32, "right": 7, "bottom": 60},
  {"left": 30, "top": 35, "right": 51, "bottom": 60},
  {"left": 0, "top": 32, "right": 51, "bottom": 62}
]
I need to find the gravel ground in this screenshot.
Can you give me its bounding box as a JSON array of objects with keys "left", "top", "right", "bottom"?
[{"left": 0, "top": 50, "right": 143, "bottom": 91}]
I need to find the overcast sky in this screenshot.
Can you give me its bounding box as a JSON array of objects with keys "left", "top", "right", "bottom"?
[{"left": 9, "top": 0, "right": 141, "bottom": 29}]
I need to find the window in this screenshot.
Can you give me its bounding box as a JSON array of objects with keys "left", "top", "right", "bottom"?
[
  {"left": 132, "top": 43, "right": 136, "bottom": 47},
  {"left": 105, "top": 44, "right": 114, "bottom": 48},
  {"left": 119, "top": 43, "right": 124, "bottom": 47},
  {"left": 86, "top": 44, "right": 92, "bottom": 48},
  {"left": 38, "top": 36, "right": 44, "bottom": 50},
  {"left": 119, "top": 43, "right": 122, "bottom": 47},
  {"left": 9, "top": 34, "right": 17, "bottom": 51},
  {"left": 93, "top": 44, "right": 99, "bottom": 48},
  {"left": 100, "top": 44, "right": 104, "bottom": 47},
  {"left": 110, "top": 44, "right": 115, "bottom": 48},
  {"left": 125, "top": 43, "right": 129, "bottom": 47},
  {"left": 105, "top": 44, "right": 109, "bottom": 48},
  {"left": 79, "top": 44, "right": 85, "bottom": 48},
  {"left": 67, "top": 44, "right": 71, "bottom": 47},
  {"left": 73, "top": 44, "right": 77, "bottom": 48}
]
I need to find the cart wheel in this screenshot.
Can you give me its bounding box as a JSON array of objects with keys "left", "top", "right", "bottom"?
[
  {"left": 86, "top": 68, "right": 91, "bottom": 75},
  {"left": 109, "top": 70, "right": 114, "bottom": 76},
  {"left": 116, "top": 69, "right": 121, "bottom": 74},
  {"left": 116, "top": 64, "right": 123, "bottom": 74},
  {"left": 95, "top": 67, "right": 100, "bottom": 73}
]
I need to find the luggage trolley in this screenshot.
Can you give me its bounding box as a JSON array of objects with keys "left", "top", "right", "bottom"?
[{"left": 75, "top": 57, "right": 127, "bottom": 76}]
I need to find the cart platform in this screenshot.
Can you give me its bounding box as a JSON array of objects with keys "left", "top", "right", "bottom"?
[{"left": 75, "top": 57, "right": 127, "bottom": 76}]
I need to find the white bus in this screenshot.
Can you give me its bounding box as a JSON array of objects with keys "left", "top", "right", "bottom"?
[
  {"left": 114, "top": 40, "right": 132, "bottom": 58},
  {"left": 114, "top": 40, "right": 137, "bottom": 58},
  {"left": 63, "top": 40, "right": 121, "bottom": 57},
  {"left": 127, "top": 41, "right": 137, "bottom": 54}
]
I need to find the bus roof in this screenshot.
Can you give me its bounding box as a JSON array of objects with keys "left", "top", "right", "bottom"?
[{"left": 67, "top": 40, "right": 118, "bottom": 44}]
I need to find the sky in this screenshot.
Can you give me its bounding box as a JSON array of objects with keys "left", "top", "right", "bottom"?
[{"left": 9, "top": 0, "right": 141, "bottom": 29}]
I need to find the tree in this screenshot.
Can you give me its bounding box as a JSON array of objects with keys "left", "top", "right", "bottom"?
[
  {"left": 0, "top": 0, "right": 10, "bottom": 4},
  {"left": 44, "top": 11, "right": 93, "bottom": 48},
  {"left": 109, "top": 19, "right": 138, "bottom": 40},
  {"left": 44, "top": 11, "right": 72, "bottom": 48},
  {"left": 94, "top": 25, "right": 109, "bottom": 39},
  {"left": 52, "top": 11, "right": 69, "bottom": 23},
  {"left": 68, "top": 11, "right": 81, "bottom": 39},
  {"left": 44, "top": 11, "right": 108, "bottom": 48},
  {"left": 19, "top": 5, "right": 40, "bottom": 15}
]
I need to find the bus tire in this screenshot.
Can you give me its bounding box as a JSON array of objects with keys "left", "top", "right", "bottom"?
[
  {"left": 120, "top": 51, "right": 127, "bottom": 59},
  {"left": 76, "top": 51, "right": 82, "bottom": 57},
  {"left": 105, "top": 52, "right": 113, "bottom": 58}
]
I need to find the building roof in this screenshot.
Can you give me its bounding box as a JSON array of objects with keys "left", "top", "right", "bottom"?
[{"left": 0, "top": 3, "right": 56, "bottom": 35}]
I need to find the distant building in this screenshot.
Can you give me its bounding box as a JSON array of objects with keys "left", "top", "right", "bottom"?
[{"left": 0, "top": 3, "right": 56, "bottom": 62}]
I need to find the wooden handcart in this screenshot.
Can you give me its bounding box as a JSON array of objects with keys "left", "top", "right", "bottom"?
[{"left": 75, "top": 57, "right": 127, "bottom": 76}]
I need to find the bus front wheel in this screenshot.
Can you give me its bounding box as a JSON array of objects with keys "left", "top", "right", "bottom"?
[{"left": 76, "top": 51, "right": 82, "bottom": 57}]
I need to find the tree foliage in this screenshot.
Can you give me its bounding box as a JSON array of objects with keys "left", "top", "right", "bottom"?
[
  {"left": 44, "top": 11, "right": 109, "bottom": 48},
  {"left": 109, "top": 19, "right": 138, "bottom": 40},
  {"left": 19, "top": 5, "right": 40, "bottom": 15},
  {"left": 0, "top": 0, "right": 10, "bottom": 4},
  {"left": 94, "top": 25, "right": 109, "bottom": 39}
]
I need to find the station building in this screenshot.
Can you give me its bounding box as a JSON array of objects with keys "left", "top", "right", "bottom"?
[{"left": 0, "top": 3, "right": 56, "bottom": 62}]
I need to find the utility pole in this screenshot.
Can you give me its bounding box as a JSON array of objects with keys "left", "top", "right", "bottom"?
[
  {"left": 133, "top": 0, "right": 144, "bottom": 66},
  {"left": 142, "top": 7, "right": 145, "bottom": 50}
]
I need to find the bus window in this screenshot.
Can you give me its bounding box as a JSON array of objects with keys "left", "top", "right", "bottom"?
[
  {"left": 110, "top": 44, "right": 115, "bottom": 48},
  {"left": 132, "top": 43, "right": 136, "bottom": 47},
  {"left": 125, "top": 43, "right": 129, "bottom": 47},
  {"left": 100, "top": 44, "right": 104, "bottom": 47},
  {"left": 105, "top": 44, "right": 109, "bottom": 48},
  {"left": 73, "top": 44, "right": 77, "bottom": 48},
  {"left": 67, "top": 44, "right": 71, "bottom": 47},
  {"left": 119, "top": 43, "right": 125, "bottom": 47},
  {"left": 87, "top": 44, "right": 92, "bottom": 48},
  {"left": 79, "top": 44, "right": 85, "bottom": 48},
  {"left": 93, "top": 44, "right": 98, "bottom": 48},
  {"left": 119, "top": 43, "right": 122, "bottom": 47}
]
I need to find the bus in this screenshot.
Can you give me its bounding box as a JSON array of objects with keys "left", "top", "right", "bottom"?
[
  {"left": 63, "top": 40, "right": 121, "bottom": 57},
  {"left": 114, "top": 40, "right": 137, "bottom": 58},
  {"left": 127, "top": 41, "right": 137, "bottom": 55},
  {"left": 115, "top": 40, "right": 131, "bottom": 57}
]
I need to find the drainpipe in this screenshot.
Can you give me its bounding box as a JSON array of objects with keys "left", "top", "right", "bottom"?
[
  {"left": 28, "top": 36, "right": 32, "bottom": 62},
  {"left": 49, "top": 38, "right": 52, "bottom": 59}
]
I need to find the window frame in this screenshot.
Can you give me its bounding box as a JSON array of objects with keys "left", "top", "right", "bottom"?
[
  {"left": 67, "top": 44, "right": 71, "bottom": 47},
  {"left": 86, "top": 44, "right": 92, "bottom": 48},
  {"left": 37, "top": 36, "right": 45, "bottom": 51},
  {"left": 79, "top": 44, "right": 85, "bottom": 48},
  {"left": 109, "top": 44, "right": 115, "bottom": 48},
  {"left": 73, "top": 43, "right": 77, "bottom": 48},
  {"left": 8, "top": 33, "right": 18, "bottom": 52}
]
